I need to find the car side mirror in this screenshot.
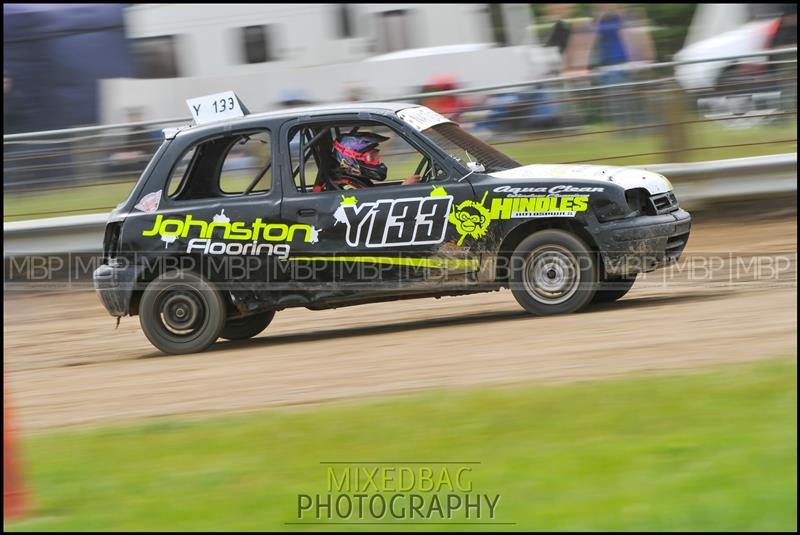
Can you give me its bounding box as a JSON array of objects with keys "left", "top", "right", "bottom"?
[{"left": 466, "top": 161, "right": 485, "bottom": 173}]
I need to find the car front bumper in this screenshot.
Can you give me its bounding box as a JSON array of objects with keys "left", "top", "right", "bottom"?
[{"left": 593, "top": 209, "right": 692, "bottom": 277}]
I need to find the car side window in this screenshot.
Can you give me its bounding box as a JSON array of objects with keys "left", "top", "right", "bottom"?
[
  {"left": 288, "top": 120, "right": 446, "bottom": 194},
  {"left": 166, "top": 129, "right": 272, "bottom": 200},
  {"left": 166, "top": 147, "right": 196, "bottom": 197},
  {"left": 288, "top": 129, "right": 321, "bottom": 192},
  {"left": 219, "top": 131, "right": 272, "bottom": 194}
]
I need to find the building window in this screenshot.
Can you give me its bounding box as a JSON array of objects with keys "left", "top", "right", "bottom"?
[
  {"left": 487, "top": 4, "right": 508, "bottom": 46},
  {"left": 131, "top": 35, "right": 180, "bottom": 78},
  {"left": 241, "top": 25, "right": 274, "bottom": 64},
  {"left": 337, "top": 4, "right": 353, "bottom": 38},
  {"left": 375, "top": 10, "right": 411, "bottom": 54}
]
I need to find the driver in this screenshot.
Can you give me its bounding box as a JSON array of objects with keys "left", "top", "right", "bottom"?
[{"left": 314, "top": 132, "right": 420, "bottom": 191}]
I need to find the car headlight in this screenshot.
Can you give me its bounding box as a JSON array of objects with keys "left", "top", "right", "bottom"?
[
  {"left": 625, "top": 188, "right": 652, "bottom": 217},
  {"left": 594, "top": 197, "right": 632, "bottom": 222}
]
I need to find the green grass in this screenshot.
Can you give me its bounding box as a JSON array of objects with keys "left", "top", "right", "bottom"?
[
  {"left": 498, "top": 120, "right": 798, "bottom": 166},
  {"left": 4, "top": 181, "right": 137, "bottom": 221},
  {"left": 4, "top": 119, "right": 796, "bottom": 222},
  {"left": 6, "top": 358, "right": 796, "bottom": 531}
]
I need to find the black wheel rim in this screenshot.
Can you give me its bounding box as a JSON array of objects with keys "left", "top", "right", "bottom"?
[{"left": 156, "top": 284, "right": 208, "bottom": 338}]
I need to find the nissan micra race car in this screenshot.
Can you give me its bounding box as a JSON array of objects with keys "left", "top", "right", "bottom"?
[{"left": 94, "top": 93, "right": 691, "bottom": 354}]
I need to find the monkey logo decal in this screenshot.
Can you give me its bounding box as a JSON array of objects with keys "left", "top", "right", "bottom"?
[{"left": 449, "top": 192, "right": 492, "bottom": 246}]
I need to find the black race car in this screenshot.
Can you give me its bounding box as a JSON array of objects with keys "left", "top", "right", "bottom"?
[{"left": 94, "top": 96, "right": 691, "bottom": 354}]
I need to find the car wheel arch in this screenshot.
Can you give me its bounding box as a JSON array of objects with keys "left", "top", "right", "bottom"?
[
  {"left": 128, "top": 262, "right": 220, "bottom": 317},
  {"left": 494, "top": 218, "right": 600, "bottom": 283}
]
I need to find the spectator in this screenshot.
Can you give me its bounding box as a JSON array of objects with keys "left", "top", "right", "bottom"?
[
  {"left": 588, "top": 5, "right": 656, "bottom": 133},
  {"left": 561, "top": 16, "right": 595, "bottom": 75},
  {"left": 619, "top": 7, "right": 656, "bottom": 64},
  {"left": 593, "top": 8, "right": 628, "bottom": 69},
  {"left": 543, "top": 4, "right": 588, "bottom": 128},
  {"left": 545, "top": 4, "right": 575, "bottom": 57}
]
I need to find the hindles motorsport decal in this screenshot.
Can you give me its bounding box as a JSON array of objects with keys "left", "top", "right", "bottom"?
[
  {"left": 334, "top": 187, "right": 453, "bottom": 248},
  {"left": 487, "top": 194, "right": 590, "bottom": 219},
  {"left": 449, "top": 186, "right": 595, "bottom": 245},
  {"left": 142, "top": 210, "right": 320, "bottom": 259}
]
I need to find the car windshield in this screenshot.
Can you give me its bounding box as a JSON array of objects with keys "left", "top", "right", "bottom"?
[{"left": 421, "top": 123, "right": 520, "bottom": 173}]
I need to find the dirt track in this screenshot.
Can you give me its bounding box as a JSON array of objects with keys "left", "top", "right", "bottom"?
[{"left": 4, "top": 215, "right": 797, "bottom": 433}]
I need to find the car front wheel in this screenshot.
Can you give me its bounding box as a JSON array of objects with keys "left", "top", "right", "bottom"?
[
  {"left": 139, "top": 270, "right": 226, "bottom": 355},
  {"left": 510, "top": 229, "right": 598, "bottom": 315}
]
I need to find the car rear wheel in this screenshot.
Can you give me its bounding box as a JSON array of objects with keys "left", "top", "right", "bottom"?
[
  {"left": 221, "top": 310, "right": 276, "bottom": 341},
  {"left": 591, "top": 275, "right": 637, "bottom": 304},
  {"left": 510, "top": 230, "right": 598, "bottom": 315},
  {"left": 139, "top": 270, "right": 226, "bottom": 355}
]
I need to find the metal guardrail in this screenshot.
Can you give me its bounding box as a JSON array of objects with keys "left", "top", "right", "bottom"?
[
  {"left": 4, "top": 153, "right": 796, "bottom": 257},
  {"left": 640, "top": 152, "right": 798, "bottom": 180},
  {"left": 4, "top": 213, "right": 110, "bottom": 257},
  {"left": 642, "top": 153, "right": 798, "bottom": 205}
]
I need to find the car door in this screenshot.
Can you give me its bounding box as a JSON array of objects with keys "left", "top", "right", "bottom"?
[{"left": 278, "top": 113, "right": 479, "bottom": 294}]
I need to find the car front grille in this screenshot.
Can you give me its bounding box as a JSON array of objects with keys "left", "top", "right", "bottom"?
[{"left": 649, "top": 191, "right": 679, "bottom": 215}]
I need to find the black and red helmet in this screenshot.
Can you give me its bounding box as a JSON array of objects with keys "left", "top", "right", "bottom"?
[{"left": 333, "top": 132, "right": 389, "bottom": 182}]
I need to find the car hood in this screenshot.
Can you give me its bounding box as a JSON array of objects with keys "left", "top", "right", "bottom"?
[{"left": 488, "top": 164, "right": 673, "bottom": 195}]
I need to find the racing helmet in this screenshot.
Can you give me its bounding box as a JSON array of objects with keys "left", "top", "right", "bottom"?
[{"left": 333, "top": 132, "right": 389, "bottom": 182}]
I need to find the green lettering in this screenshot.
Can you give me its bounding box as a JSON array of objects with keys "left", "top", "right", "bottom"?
[
  {"left": 228, "top": 221, "right": 252, "bottom": 240},
  {"left": 252, "top": 218, "right": 264, "bottom": 238},
  {"left": 160, "top": 219, "right": 183, "bottom": 237},
  {"left": 327, "top": 468, "right": 350, "bottom": 492},
  {"left": 263, "top": 224, "right": 288, "bottom": 241},
  {"left": 206, "top": 221, "right": 230, "bottom": 239},
  {"left": 287, "top": 224, "right": 313, "bottom": 243},
  {"left": 573, "top": 196, "right": 588, "bottom": 211},
  {"left": 142, "top": 214, "right": 163, "bottom": 236},
  {"left": 490, "top": 198, "right": 513, "bottom": 220},
  {"left": 183, "top": 214, "right": 207, "bottom": 238}
]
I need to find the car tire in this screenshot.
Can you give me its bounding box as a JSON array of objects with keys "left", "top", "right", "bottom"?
[
  {"left": 139, "top": 270, "right": 226, "bottom": 355},
  {"left": 591, "top": 275, "right": 637, "bottom": 304},
  {"left": 510, "top": 229, "right": 598, "bottom": 315},
  {"left": 221, "top": 311, "right": 276, "bottom": 341}
]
